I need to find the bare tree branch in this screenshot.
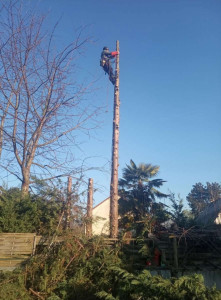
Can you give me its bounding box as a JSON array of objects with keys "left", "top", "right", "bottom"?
[{"left": 0, "top": 1, "right": 99, "bottom": 194}]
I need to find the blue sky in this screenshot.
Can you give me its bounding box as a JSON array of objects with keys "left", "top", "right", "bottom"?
[{"left": 2, "top": 0, "right": 221, "bottom": 207}]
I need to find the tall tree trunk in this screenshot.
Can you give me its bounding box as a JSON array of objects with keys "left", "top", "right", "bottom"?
[
  {"left": 110, "top": 40, "right": 120, "bottom": 238},
  {"left": 66, "top": 176, "right": 72, "bottom": 229},
  {"left": 86, "top": 178, "right": 93, "bottom": 237}
]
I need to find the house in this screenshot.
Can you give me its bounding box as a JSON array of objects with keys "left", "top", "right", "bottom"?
[
  {"left": 196, "top": 198, "right": 221, "bottom": 226},
  {"left": 92, "top": 197, "right": 110, "bottom": 235},
  {"left": 91, "top": 196, "right": 121, "bottom": 235}
]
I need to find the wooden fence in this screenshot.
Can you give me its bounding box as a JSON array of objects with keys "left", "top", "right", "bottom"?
[
  {"left": 1, "top": 229, "right": 220, "bottom": 272},
  {"left": 0, "top": 233, "right": 41, "bottom": 270}
]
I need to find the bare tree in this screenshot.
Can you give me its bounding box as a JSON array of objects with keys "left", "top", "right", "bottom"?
[{"left": 0, "top": 1, "right": 98, "bottom": 194}]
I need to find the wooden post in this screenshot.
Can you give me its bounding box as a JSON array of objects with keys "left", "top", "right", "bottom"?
[
  {"left": 86, "top": 178, "right": 93, "bottom": 237},
  {"left": 66, "top": 176, "right": 72, "bottom": 229},
  {"left": 32, "top": 235, "right": 37, "bottom": 256},
  {"left": 110, "top": 40, "right": 120, "bottom": 238}
]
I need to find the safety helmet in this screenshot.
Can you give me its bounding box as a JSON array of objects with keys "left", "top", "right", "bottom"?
[{"left": 103, "top": 46, "right": 109, "bottom": 50}]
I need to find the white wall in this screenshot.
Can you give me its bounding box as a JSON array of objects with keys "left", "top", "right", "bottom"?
[
  {"left": 215, "top": 212, "right": 221, "bottom": 225},
  {"left": 92, "top": 198, "right": 110, "bottom": 235}
]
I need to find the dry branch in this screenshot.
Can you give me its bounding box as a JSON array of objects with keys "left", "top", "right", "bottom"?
[{"left": 29, "top": 288, "right": 45, "bottom": 300}]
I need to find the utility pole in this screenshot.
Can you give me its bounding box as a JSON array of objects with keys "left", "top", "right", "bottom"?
[
  {"left": 66, "top": 176, "right": 72, "bottom": 229},
  {"left": 86, "top": 178, "right": 93, "bottom": 237},
  {"left": 110, "top": 40, "right": 120, "bottom": 238}
]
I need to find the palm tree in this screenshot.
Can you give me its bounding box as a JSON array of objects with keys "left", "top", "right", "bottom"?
[{"left": 118, "top": 160, "right": 168, "bottom": 230}]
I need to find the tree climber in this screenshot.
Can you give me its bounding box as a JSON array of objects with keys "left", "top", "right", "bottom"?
[{"left": 100, "top": 46, "right": 119, "bottom": 85}]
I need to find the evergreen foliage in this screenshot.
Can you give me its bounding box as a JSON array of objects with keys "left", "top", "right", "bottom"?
[
  {"left": 187, "top": 182, "right": 221, "bottom": 217},
  {"left": 169, "top": 193, "right": 194, "bottom": 228},
  {"left": 0, "top": 235, "right": 122, "bottom": 300},
  {"left": 0, "top": 187, "right": 62, "bottom": 234},
  {"left": 97, "top": 268, "right": 221, "bottom": 300},
  {"left": 0, "top": 235, "right": 220, "bottom": 300},
  {"left": 0, "top": 178, "right": 220, "bottom": 299},
  {"left": 0, "top": 270, "right": 31, "bottom": 300}
]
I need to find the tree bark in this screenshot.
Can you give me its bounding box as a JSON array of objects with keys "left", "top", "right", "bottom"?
[
  {"left": 86, "top": 178, "right": 93, "bottom": 237},
  {"left": 66, "top": 176, "right": 72, "bottom": 229},
  {"left": 110, "top": 40, "right": 120, "bottom": 238},
  {"left": 21, "top": 168, "right": 30, "bottom": 195}
]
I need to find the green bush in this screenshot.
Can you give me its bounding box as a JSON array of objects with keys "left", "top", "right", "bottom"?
[
  {"left": 0, "top": 187, "right": 62, "bottom": 234},
  {"left": 0, "top": 234, "right": 220, "bottom": 299},
  {"left": 0, "top": 270, "right": 31, "bottom": 300},
  {"left": 97, "top": 268, "right": 221, "bottom": 300},
  {"left": 25, "top": 235, "right": 122, "bottom": 299}
]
